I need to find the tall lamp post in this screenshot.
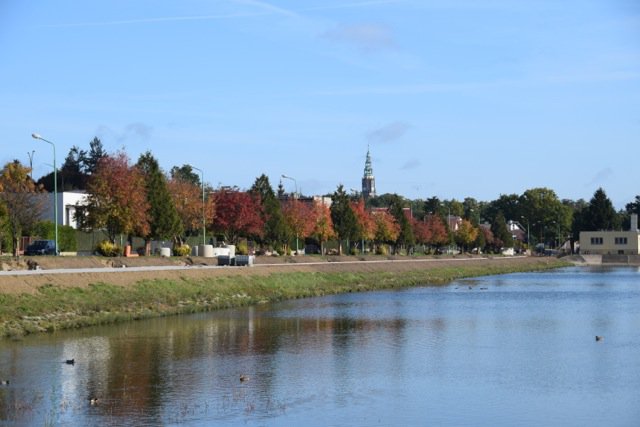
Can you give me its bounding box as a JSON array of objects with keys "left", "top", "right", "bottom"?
[
  {"left": 281, "top": 174, "right": 299, "bottom": 254},
  {"left": 190, "top": 166, "right": 206, "bottom": 246},
  {"left": 521, "top": 216, "right": 530, "bottom": 254},
  {"left": 31, "top": 133, "right": 58, "bottom": 255},
  {"left": 281, "top": 174, "right": 298, "bottom": 198},
  {"left": 27, "top": 150, "right": 35, "bottom": 180}
]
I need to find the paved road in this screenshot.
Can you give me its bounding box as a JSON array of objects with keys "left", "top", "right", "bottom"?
[{"left": 0, "top": 256, "right": 498, "bottom": 276}]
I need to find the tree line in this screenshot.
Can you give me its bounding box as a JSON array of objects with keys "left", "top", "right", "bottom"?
[{"left": 1, "top": 137, "right": 639, "bottom": 256}]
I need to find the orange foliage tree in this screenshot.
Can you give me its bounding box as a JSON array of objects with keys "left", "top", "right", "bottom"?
[
  {"left": 422, "top": 214, "right": 449, "bottom": 250},
  {"left": 372, "top": 210, "right": 400, "bottom": 252},
  {"left": 351, "top": 199, "right": 375, "bottom": 252},
  {"left": 311, "top": 201, "right": 335, "bottom": 255},
  {"left": 167, "top": 177, "right": 214, "bottom": 243},
  {"left": 82, "top": 152, "right": 150, "bottom": 244},
  {"left": 282, "top": 199, "right": 315, "bottom": 253}
]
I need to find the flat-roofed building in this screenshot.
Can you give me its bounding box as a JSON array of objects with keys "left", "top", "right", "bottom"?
[{"left": 579, "top": 214, "right": 640, "bottom": 255}]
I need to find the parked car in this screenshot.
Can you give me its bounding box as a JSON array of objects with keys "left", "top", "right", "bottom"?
[{"left": 25, "top": 240, "right": 57, "bottom": 256}]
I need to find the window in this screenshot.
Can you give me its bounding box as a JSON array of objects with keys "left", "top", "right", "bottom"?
[
  {"left": 590, "top": 237, "right": 603, "bottom": 245},
  {"left": 614, "top": 237, "right": 628, "bottom": 245}
]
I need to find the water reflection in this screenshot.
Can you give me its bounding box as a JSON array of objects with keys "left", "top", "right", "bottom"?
[{"left": 1, "top": 266, "right": 640, "bottom": 426}]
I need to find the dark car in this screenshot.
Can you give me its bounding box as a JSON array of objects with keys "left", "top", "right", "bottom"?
[{"left": 25, "top": 240, "right": 57, "bottom": 256}]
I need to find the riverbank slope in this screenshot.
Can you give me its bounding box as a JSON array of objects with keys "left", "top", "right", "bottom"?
[{"left": 0, "top": 256, "right": 568, "bottom": 338}]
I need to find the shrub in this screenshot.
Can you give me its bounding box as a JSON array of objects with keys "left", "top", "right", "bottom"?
[
  {"left": 236, "top": 240, "right": 248, "bottom": 255},
  {"left": 96, "top": 240, "right": 120, "bottom": 257},
  {"left": 376, "top": 245, "right": 388, "bottom": 255},
  {"left": 31, "top": 221, "right": 77, "bottom": 252},
  {"left": 173, "top": 244, "right": 191, "bottom": 257}
]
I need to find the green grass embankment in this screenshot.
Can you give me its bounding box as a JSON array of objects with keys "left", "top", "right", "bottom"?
[{"left": 0, "top": 258, "right": 569, "bottom": 339}]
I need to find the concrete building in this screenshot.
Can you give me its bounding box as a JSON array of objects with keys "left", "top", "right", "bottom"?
[{"left": 579, "top": 214, "right": 640, "bottom": 255}]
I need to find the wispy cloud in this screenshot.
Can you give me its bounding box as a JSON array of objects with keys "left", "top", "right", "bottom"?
[
  {"left": 401, "top": 159, "right": 421, "bottom": 170},
  {"left": 232, "top": 0, "right": 299, "bottom": 19},
  {"left": 366, "top": 121, "right": 411, "bottom": 144},
  {"left": 97, "top": 122, "right": 153, "bottom": 143},
  {"left": 323, "top": 23, "right": 396, "bottom": 52},
  {"left": 585, "top": 167, "right": 613, "bottom": 187}
]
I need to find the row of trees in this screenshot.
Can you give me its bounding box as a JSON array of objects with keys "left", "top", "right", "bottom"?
[{"left": 2, "top": 137, "right": 639, "bottom": 256}]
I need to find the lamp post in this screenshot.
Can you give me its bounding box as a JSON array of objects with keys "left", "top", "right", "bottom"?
[
  {"left": 27, "top": 150, "right": 35, "bottom": 180},
  {"left": 31, "top": 133, "right": 58, "bottom": 255},
  {"left": 281, "top": 174, "right": 299, "bottom": 254},
  {"left": 281, "top": 174, "right": 298, "bottom": 198},
  {"left": 190, "top": 166, "right": 206, "bottom": 246},
  {"left": 521, "top": 216, "right": 530, "bottom": 253}
]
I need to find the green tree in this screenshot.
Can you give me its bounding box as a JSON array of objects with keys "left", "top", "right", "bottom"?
[
  {"left": 585, "top": 188, "right": 619, "bottom": 231},
  {"left": 250, "top": 174, "right": 289, "bottom": 250},
  {"left": 137, "top": 152, "right": 183, "bottom": 252},
  {"left": 519, "top": 188, "right": 571, "bottom": 247},
  {"left": 170, "top": 164, "right": 200, "bottom": 186},
  {"left": 455, "top": 219, "right": 479, "bottom": 253},
  {"left": 330, "top": 185, "right": 359, "bottom": 254},
  {"left": 388, "top": 193, "right": 415, "bottom": 251},
  {"left": 491, "top": 211, "right": 513, "bottom": 251}
]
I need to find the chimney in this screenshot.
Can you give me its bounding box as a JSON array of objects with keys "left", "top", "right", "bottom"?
[{"left": 631, "top": 213, "right": 638, "bottom": 232}]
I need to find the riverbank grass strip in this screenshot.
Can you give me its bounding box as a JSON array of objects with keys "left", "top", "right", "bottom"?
[{"left": 0, "top": 259, "right": 568, "bottom": 339}]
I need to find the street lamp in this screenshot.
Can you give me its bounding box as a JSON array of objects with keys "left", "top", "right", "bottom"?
[
  {"left": 521, "top": 216, "right": 530, "bottom": 253},
  {"left": 281, "top": 174, "right": 299, "bottom": 254},
  {"left": 31, "top": 133, "right": 58, "bottom": 255},
  {"left": 27, "top": 150, "right": 35, "bottom": 180},
  {"left": 189, "top": 165, "right": 206, "bottom": 246},
  {"left": 281, "top": 174, "right": 298, "bottom": 198}
]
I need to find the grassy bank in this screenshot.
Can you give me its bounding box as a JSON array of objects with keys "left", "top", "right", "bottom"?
[{"left": 0, "top": 258, "right": 569, "bottom": 339}]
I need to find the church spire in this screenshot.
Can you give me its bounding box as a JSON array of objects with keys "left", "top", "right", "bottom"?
[{"left": 361, "top": 145, "right": 376, "bottom": 199}]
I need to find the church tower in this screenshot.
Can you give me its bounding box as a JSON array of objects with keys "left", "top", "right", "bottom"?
[{"left": 361, "top": 146, "right": 376, "bottom": 200}]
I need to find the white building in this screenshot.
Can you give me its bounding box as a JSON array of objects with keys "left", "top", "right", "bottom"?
[{"left": 39, "top": 191, "right": 88, "bottom": 229}]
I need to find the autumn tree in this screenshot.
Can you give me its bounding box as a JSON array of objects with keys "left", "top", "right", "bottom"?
[
  {"left": 372, "top": 210, "right": 400, "bottom": 253},
  {"left": 0, "top": 161, "right": 45, "bottom": 256},
  {"left": 455, "top": 219, "right": 479, "bottom": 253},
  {"left": 282, "top": 199, "right": 315, "bottom": 254},
  {"left": 330, "top": 185, "right": 359, "bottom": 254},
  {"left": 212, "top": 188, "right": 264, "bottom": 244},
  {"left": 311, "top": 201, "right": 335, "bottom": 255},
  {"left": 80, "top": 152, "right": 150, "bottom": 244},
  {"left": 351, "top": 199, "right": 375, "bottom": 253},
  {"left": 421, "top": 214, "right": 448, "bottom": 251},
  {"left": 137, "top": 152, "right": 183, "bottom": 253},
  {"left": 250, "top": 174, "right": 288, "bottom": 250}
]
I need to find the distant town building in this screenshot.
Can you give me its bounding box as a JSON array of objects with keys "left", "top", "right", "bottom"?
[
  {"left": 361, "top": 146, "right": 376, "bottom": 200},
  {"left": 579, "top": 213, "right": 640, "bottom": 255},
  {"left": 38, "top": 190, "right": 88, "bottom": 229}
]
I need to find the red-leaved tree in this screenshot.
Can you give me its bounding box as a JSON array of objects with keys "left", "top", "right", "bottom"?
[
  {"left": 212, "top": 189, "right": 264, "bottom": 244},
  {"left": 82, "top": 152, "right": 150, "bottom": 244},
  {"left": 351, "top": 199, "right": 375, "bottom": 252}
]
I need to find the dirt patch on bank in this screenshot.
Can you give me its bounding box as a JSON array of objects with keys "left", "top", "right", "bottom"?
[{"left": 0, "top": 256, "right": 563, "bottom": 295}]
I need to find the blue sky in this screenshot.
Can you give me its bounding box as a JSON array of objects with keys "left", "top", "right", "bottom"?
[{"left": 2, "top": 0, "right": 638, "bottom": 208}]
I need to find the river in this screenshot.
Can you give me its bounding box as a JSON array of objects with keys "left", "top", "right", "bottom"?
[{"left": 1, "top": 266, "right": 639, "bottom": 426}]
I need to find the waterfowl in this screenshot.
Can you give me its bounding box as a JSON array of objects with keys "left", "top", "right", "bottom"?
[
  {"left": 89, "top": 397, "right": 99, "bottom": 405},
  {"left": 0, "top": 380, "right": 9, "bottom": 385},
  {"left": 65, "top": 359, "right": 75, "bottom": 365},
  {"left": 595, "top": 336, "right": 604, "bottom": 342},
  {"left": 240, "top": 375, "right": 250, "bottom": 383}
]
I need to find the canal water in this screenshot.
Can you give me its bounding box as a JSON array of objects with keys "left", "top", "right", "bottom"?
[{"left": 1, "top": 266, "right": 639, "bottom": 426}]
